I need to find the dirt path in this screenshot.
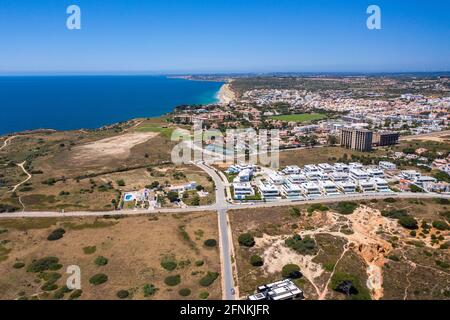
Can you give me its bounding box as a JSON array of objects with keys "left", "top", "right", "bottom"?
[
  {"left": 318, "top": 244, "right": 350, "bottom": 300},
  {"left": 11, "top": 161, "right": 32, "bottom": 193},
  {"left": 0, "top": 136, "right": 16, "bottom": 151}
]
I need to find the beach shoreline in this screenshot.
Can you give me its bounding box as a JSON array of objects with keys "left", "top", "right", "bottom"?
[{"left": 218, "top": 81, "right": 236, "bottom": 104}]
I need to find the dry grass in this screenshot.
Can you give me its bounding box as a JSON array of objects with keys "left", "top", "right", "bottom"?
[{"left": 0, "top": 211, "right": 221, "bottom": 300}]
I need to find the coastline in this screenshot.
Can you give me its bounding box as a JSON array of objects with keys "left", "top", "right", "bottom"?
[{"left": 217, "top": 81, "right": 236, "bottom": 104}]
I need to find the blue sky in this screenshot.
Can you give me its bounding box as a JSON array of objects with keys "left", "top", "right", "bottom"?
[{"left": 0, "top": 0, "right": 449, "bottom": 74}]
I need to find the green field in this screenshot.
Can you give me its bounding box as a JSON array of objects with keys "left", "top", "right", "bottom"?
[
  {"left": 134, "top": 122, "right": 175, "bottom": 139},
  {"left": 270, "top": 113, "right": 327, "bottom": 123}
]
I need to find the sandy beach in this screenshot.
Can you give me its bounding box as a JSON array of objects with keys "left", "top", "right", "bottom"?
[{"left": 218, "top": 81, "right": 236, "bottom": 104}]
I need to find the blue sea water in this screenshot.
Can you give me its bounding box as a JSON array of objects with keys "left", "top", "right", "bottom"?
[{"left": 0, "top": 76, "right": 223, "bottom": 135}]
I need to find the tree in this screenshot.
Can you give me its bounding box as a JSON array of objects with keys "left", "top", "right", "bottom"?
[
  {"left": 250, "top": 255, "right": 264, "bottom": 267},
  {"left": 167, "top": 191, "right": 179, "bottom": 202},
  {"left": 238, "top": 233, "right": 255, "bottom": 247},
  {"left": 282, "top": 264, "right": 302, "bottom": 279},
  {"left": 398, "top": 216, "right": 418, "bottom": 230}
]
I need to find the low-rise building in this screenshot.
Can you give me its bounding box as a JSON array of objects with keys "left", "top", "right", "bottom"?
[
  {"left": 233, "top": 182, "right": 255, "bottom": 200},
  {"left": 282, "top": 165, "right": 301, "bottom": 175},
  {"left": 320, "top": 180, "right": 340, "bottom": 196},
  {"left": 350, "top": 168, "right": 370, "bottom": 181},
  {"left": 258, "top": 181, "right": 280, "bottom": 200},
  {"left": 248, "top": 279, "right": 304, "bottom": 301},
  {"left": 373, "top": 178, "right": 390, "bottom": 192},
  {"left": 281, "top": 182, "right": 303, "bottom": 199},
  {"left": 379, "top": 161, "right": 397, "bottom": 170},
  {"left": 358, "top": 180, "right": 376, "bottom": 192},
  {"left": 337, "top": 181, "right": 357, "bottom": 194},
  {"left": 288, "top": 174, "right": 307, "bottom": 184},
  {"left": 301, "top": 182, "right": 321, "bottom": 198}
]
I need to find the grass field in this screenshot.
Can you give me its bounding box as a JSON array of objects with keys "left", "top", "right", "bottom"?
[
  {"left": 0, "top": 211, "right": 221, "bottom": 300},
  {"left": 270, "top": 113, "right": 327, "bottom": 123}
]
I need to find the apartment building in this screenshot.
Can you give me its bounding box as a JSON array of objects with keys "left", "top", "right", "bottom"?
[
  {"left": 340, "top": 127, "right": 373, "bottom": 152},
  {"left": 373, "top": 131, "right": 400, "bottom": 146}
]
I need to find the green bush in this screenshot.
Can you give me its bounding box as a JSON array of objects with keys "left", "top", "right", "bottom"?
[
  {"left": 290, "top": 207, "right": 301, "bottom": 217},
  {"left": 83, "top": 246, "right": 96, "bottom": 254},
  {"left": 398, "top": 216, "right": 418, "bottom": 230},
  {"left": 432, "top": 220, "right": 450, "bottom": 231},
  {"left": 238, "top": 233, "right": 255, "bottom": 247},
  {"left": 94, "top": 256, "right": 108, "bottom": 266},
  {"left": 161, "top": 256, "right": 177, "bottom": 271},
  {"left": 435, "top": 198, "right": 450, "bottom": 205},
  {"left": 53, "top": 285, "right": 72, "bottom": 299},
  {"left": 13, "top": 262, "right": 25, "bottom": 269},
  {"left": 250, "top": 255, "right": 264, "bottom": 267},
  {"left": 68, "top": 289, "right": 83, "bottom": 300},
  {"left": 410, "top": 184, "right": 424, "bottom": 193},
  {"left": 199, "top": 272, "right": 219, "bottom": 287},
  {"left": 195, "top": 260, "right": 204, "bottom": 267},
  {"left": 143, "top": 284, "right": 158, "bottom": 297},
  {"left": 285, "top": 234, "right": 317, "bottom": 255},
  {"left": 89, "top": 273, "right": 108, "bottom": 285},
  {"left": 335, "top": 202, "right": 358, "bottom": 215},
  {"left": 307, "top": 204, "right": 329, "bottom": 213},
  {"left": 179, "top": 288, "right": 191, "bottom": 297},
  {"left": 116, "top": 179, "right": 126, "bottom": 187},
  {"left": 199, "top": 291, "right": 209, "bottom": 299},
  {"left": 281, "top": 264, "right": 301, "bottom": 279},
  {"left": 435, "top": 260, "right": 450, "bottom": 269},
  {"left": 164, "top": 275, "right": 181, "bottom": 286},
  {"left": 330, "top": 272, "right": 371, "bottom": 300},
  {"left": 27, "top": 257, "right": 60, "bottom": 273},
  {"left": 47, "top": 228, "right": 66, "bottom": 241},
  {"left": 204, "top": 239, "right": 217, "bottom": 247},
  {"left": 384, "top": 198, "right": 397, "bottom": 203},
  {"left": 116, "top": 290, "right": 129, "bottom": 299},
  {"left": 41, "top": 282, "right": 58, "bottom": 292}
]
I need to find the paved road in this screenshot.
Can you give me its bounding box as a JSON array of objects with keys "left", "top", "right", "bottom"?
[{"left": 194, "top": 162, "right": 235, "bottom": 300}]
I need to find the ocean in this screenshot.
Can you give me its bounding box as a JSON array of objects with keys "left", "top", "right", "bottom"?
[{"left": 0, "top": 75, "right": 223, "bottom": 135}]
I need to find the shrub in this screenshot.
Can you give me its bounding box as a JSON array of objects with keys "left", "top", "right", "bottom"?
[
  {"left": 199, "top": 272, "right": 219, "bottom": 287},
  {"left": 179, "top": 288, "right": 191, "bottom": 297},
  {"left": 204, "top": 239, "right": 217, "bottom": 247},
  {"left": 199, "top": 291, "right": 209, "bottom": 299},
  {"left": 410, "top": 184, "right": 424, "bottom": 193},
  {"left": 432, "top": 220, "right": 450, "bottom": 231},
  {"left": 238, "top": 233, "right": 255, "bottom": 247},
  {"left": 27, "top": 257, "right": 60, "bottom": 273},
  {"left": 161, "top": 256, "right": 177, "bottom": 271},
  {"left": 285, "top": 234, "right": 317, "bottom": 255},
  {"left": 435, "top": 198, "right": 450, "bottom": 205},
  {"left": 307, "top": 204, "right": 328, "bottom": 213},
  {"left": 47, "top": 228, "right": 66, "bottom": 241},
  {"left": 143, "top": 284, "right": 158, "bottom": 297},
  {"left": 41, "top": 282, "right": 58, "bottom": 291},
  {"left": 330, "top": 272, "right": 371, "bottom": 300},
  {"left": 282, "top": 264, "right": 302, "bottom": 279},
  {"left": 69, "top": 289, "right": 83, "bottom": 300},
  {"left": 384, "top": 198, "right": 397, "bottom": 203},
  {"left": 335, "top": 202, "right": 358, "bottom": 215},
  {"left": 94, "top": 256, "right": 108, "bottom": 266},
  {"left": 116, "top": 179, "right": 126, "bottom": 187},
  {"left": 250, "top": 255, "right": 264, "bottom": 267},
  {"left": 398, "top": 216, "right": 418, "bottom": 230},
  {"left": 388, "top": 255, "right": 400, "bottom": 262},
  {"left": 195, "top": 260, "right": 204, "bottom": 267},
  {"left": 89, "top": 273, "right": 108, "bottom": 285},
  {"left": 409, "top": 230, "right": 417, "bottom": 237},
  {"left": 116, "top": 290, "right": 129, "bottom": 299},
  {"left": 435, "top": 260, "right": 450, "bottom": 269},
  {"left": 164, "top": 275, "right": 181, "bottom": 286},
  {"left": 13, "top": 262, "right": 25, "bottom": 269},
  {"left": 83, "top": 246, "right": 96, "bottom": 254},
  {"left": 290, "top": 207, "right": 301, "bottom": 217},
  {"left": 53, "top": 285, "right": 72, "bottom": 299}
]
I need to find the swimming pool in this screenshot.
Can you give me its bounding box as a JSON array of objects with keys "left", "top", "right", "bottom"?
[{"left": 124, "top": 193, "right": 135, "bottom": 202}]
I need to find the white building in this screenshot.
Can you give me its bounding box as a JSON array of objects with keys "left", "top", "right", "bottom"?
[
  {"left": 248, "top": 279, "right": 303, "bottom": 301},
  {"left": 415, "top": 175, "right": 437, "bottom": 187},
  {"left": 337, "top": 181, "right": 357, "bottom": 194},
  {"left": 330, "top": 172, "right": 349, "bottom": 182},
  {"left": 281, "top": 182, "right": 303, "bottom": 200},
  {"left": 235, "top": 168, "right": 253, "bottom": 182},
  {"left": 379, "top": 161, "right": 397, "bottom": 171},
  {"left": 401, "top": 170, "right": 421, "bottom": 181},
  {"left": 349, "top": 162, "right": 363, "bottom": 170},
  {"left": 258, "top": 181, "right": 280, "bottom": 200},
  {"left": 333, "top": 163, "right": 349, "bottom": 172},
  {"left": 350, "top": 168, "right": 370, "bottom": 181},
  {"left": 358, "top": 180, "right": 376, "bottom": 192},
  {"left": 300, "top": 182, "right": 321, "bottom": 198},
  {"left": 318, "top": 163, "right": 334, "bottom": 173},
  {"left": 303, "top": 164, "right": 319, "bottom": 173},
  {"left": 320, "top": 180, "right": 340, "bottom": 196},
  {"left": 282, "top": 165, "right": 301, "bottom": 175},
  {"left": 373, "top": 178, "right": 390, "bottom": 192},
  {"left": 233, "top": 182, "right": 255, "bottom": 200},
  {"left": 288, "top": 174, "right": 307, "bottom": 184},
  {"left": 268, "top": 173, "right": 285, "bottom": 185},
  {"left": 367, "top": 168, "right": 385, "bottom": 178}
]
